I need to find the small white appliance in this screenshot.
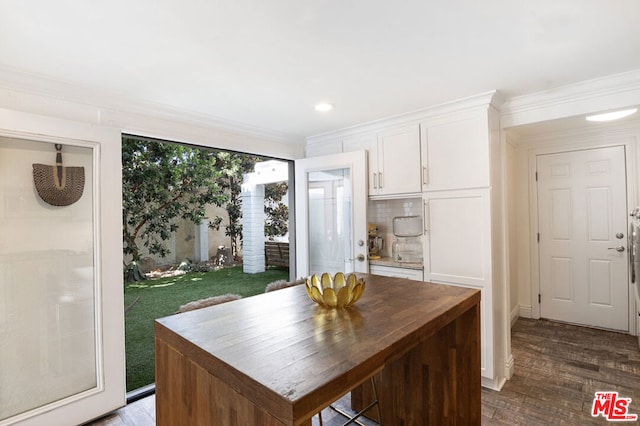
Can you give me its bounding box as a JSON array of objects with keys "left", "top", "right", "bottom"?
[{"left": 391, "top": 215, "right": 423, "bottom": 263}]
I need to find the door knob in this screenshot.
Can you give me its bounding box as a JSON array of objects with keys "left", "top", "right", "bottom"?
[
  {"left": 608, "top": 246, "right": 625, "bottom": 252},
  {"left": 356, "top": 253, "right": 365, "bottom": 262}
]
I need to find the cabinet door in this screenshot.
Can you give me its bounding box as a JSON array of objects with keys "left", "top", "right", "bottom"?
[
  {"left": 378, "top": 124, "right": 421, "bottom": 195},
  {"left": 422, "top": 188, "right": 494, "bottom": 382},
  {"left": 343, "top": 133, "right": 378, "bottom": 195},
  {"left": 422, "top": 188, "right": 491, "bottom": 287},
  {"left": 421, "top": 115, "right": 489, "bottom": 191},
  {"left": 370, "top": 265, "right": 423, "bottom": 281},
  {"left": 429, "top": 281, "right": 493, "bottom": 381}
]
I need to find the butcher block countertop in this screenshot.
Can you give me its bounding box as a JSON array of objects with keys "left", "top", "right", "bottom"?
[{"left": 154, "top": 273, "right": 481, "bottom": 425}]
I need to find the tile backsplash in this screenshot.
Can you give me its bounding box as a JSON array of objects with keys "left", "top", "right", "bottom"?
[{"left": 368, "top": 197, "right": 423, "bottom": 258}]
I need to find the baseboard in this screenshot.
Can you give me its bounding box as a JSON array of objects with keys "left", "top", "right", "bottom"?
[
  {"left": 505, "top": 354, "right": 515, "bottom": 380},
  {"left": 510, "top": 305, "right": 520, "bottom": 327},
  {"left": 518, "top": 305, "right": 532, "bottom": 319},
  {"left": 482, "top": 375, "right": 506, "bottom": 391}
]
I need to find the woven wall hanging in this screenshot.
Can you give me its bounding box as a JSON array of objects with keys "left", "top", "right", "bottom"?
[{"left": 32, "top": 144, "right": 85, "bottom": 206}]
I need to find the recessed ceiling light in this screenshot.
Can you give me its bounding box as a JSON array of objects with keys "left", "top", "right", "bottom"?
[
  {"left": 315, "top": 102, "right": 334, "bottom": 112},
  {"left": 586, "top": 108, "right": 637, "bottom": 122}
]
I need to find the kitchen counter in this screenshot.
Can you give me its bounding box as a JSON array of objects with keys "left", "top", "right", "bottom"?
[
  {"left": 369, "top": 256, "right": 423, "bottom": 270},
  {"left": 154, "top": 274, "right": 481, "bottom": 425}
]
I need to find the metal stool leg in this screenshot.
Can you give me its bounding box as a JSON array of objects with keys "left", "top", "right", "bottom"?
[{"left": 325, "top": 376, "right": 383, "bottom": 426}]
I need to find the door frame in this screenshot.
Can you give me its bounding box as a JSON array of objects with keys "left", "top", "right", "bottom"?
[
  {"left": 0, "top": 109, "right": 125, "bottom": 425},
  {"left": 528, "top": 136, "right": 638, "bottom": 335}
]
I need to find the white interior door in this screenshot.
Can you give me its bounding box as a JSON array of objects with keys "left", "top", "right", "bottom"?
[
  {"left": 537, "top": 146, "right": 628, "bottom": 331},
  {"left": 0, "top": 110, "right": 125, "bottom": 426},
  {"left": 295, "top": 151, "right": 368, "bottom": 277}
]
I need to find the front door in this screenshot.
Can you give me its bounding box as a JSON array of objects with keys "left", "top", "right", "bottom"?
[
  {"left": 295, "top": 151, "right": 368, "bottom": 277},
  {"left": 537, "top": 146, "right": 628, "bottom": 331}
]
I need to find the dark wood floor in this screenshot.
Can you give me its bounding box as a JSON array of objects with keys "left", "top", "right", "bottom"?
[
  {"left": 87, "top": 318, "right": 640, "bottom": 425},
  {"left": 483, "top": 318, "right": 640, "bottom": 425}
]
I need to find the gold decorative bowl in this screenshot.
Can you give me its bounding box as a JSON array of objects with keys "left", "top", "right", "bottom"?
[{"left": 305, "top": 272, "right": 366, "bottom": 308}]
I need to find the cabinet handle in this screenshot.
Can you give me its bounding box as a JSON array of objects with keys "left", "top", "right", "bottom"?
[
  {"left": 423, "top": 200, "right": 429, "bottom": 233},
  {"left": 373, "top": 173, "right": 378, "bottom": 189},
  {"left": 422, "top": 166, "right": 428, "bottom": 185},
  {"left": 379, "top": 172, "right": 383, "bottom": 188}
]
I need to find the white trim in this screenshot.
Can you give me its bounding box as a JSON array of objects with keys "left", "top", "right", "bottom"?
[
  {"left": 0, "top": 66, "right": 300, "bottom": 146},
  {"left": 307, "top": 90, "right": 502, "bottom": 145},
  {"left": 0, "top": 85, "right": 304, "bottom": 160},
  {"left": 482, "top": 376, "right": 506, "bottom": 392},
  {"left": 518, "top": 305, "right": 533, "bottom": 319},
  {"left": 504, "top": 354, "right": 515, "bottom": 381},
  {"left": 528, "top": 151, "right": 542, "bottom": 320},
  {"left": 508, "top": 120, "right": 640, "bottom": 148},
  {"left": 501, "top": 69, "right": 640, "bottom": 129},
  {"left": 493, "top": 105, "right": 513, "bottom": 392},
  {"left": 510, "top": 305, "right": 520, "bottom": 327}
]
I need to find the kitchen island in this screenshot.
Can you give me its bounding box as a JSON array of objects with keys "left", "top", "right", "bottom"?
[{"left": 154, "top": 274, "right": 481, "bottom": 425}]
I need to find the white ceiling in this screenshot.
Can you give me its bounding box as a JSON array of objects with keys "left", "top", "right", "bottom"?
[{"left": 1, "top": 0, "right": 640, "bottom": 140}]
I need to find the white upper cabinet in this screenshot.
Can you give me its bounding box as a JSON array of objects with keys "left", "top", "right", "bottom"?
[
  {"left": 420, "top": 111, "right": 490, "bottom": 191},
  {"left": 343, "top": 124, "right": 421, "bottom": 197},
  {"left": 378, "top": 124, "right": 422, "bottom": 196}
]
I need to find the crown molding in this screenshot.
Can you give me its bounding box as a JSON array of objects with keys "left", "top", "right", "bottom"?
[
  {"left": 507, "top": 118, "right": 640, "bottom": 148},
  {"left": 0, "top": 66, "right": 302, "bottom": 145},
  {"left": 307, "top": 90, "right": 502, "bottom": 144},
  {"left": 501, "top": 69, "right": 640, "bottom": 129}
]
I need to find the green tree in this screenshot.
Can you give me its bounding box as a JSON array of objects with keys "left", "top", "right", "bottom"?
[
  {"left": 264, "top": 182, "right": 289, "bottom": 239},
  {"left": 122, "top": 138, "right": 227, "bottom": 268},
  {"left": 209, "top": 152, "right": 259, "bottom": 260}
]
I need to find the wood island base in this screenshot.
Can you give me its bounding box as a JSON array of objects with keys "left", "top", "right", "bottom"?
[{"left": 352, "top": 302, "right": 480, "bottom": 425}]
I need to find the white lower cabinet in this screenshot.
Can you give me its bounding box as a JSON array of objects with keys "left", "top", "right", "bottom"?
[
  {"left": 422, "top": 188, "right": 502, "bottom": 389},
  {"left": 370, "top": 264, "right": 424, "bottom": 281},
  {"left": 429, "top": 281, "right": 495, "bottom": 386}
]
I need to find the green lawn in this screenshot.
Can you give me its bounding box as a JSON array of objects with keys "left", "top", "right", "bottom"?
[{"left": 124, "top": 265, "right": 289, "bottom": 392}]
